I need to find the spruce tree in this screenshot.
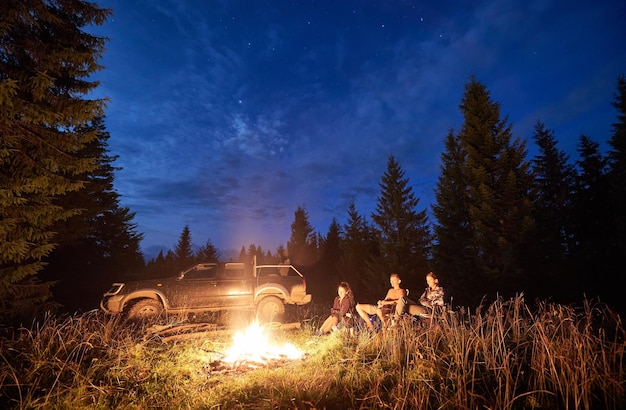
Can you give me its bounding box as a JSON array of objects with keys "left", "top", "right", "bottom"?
[
  {"left": 287, "top": 206, "right": 317, "bottom": 266},
  {"left": 434, "top": 77, "right": 534, "bottom": 304},
  {"left": 571, "top": 136, "right": 611, "bottom": 301},
  {"left": 244, "top": 243, "right": 274, "bottom": 265},
  {"left": 276, "top": 245, "right": 288, "bottom": 264},
  {"left": 247, "top": 244, "right": 260, "bottom": 264},
  {"left": 196, "top": 238, "right": 219, "bottom": 262},
  {"left": 433, "top": 131, "right": 475, "bottom": 303},
  {"left": 337, "top": 202, "right": 379, "bottom": 301},
  {"left": 606, "top": 76, "right": 626, "bottom": 307},
  {"left": 143, "top": 250, "right": 168, "bottom": 278},
  {"left": 238, "top": 246, "right": 247, "bottom": 263},
  {"left": 40, "top": 116, "right": 144, "bottom": 312},
  {"left": 174, "top": 225, "right": 194, "bottom": 271},
  {"left": 286, "top": 206, "right": 319, "bottom": 301},
  {"left": 0, "top": 0, "right": 111, "bottom": 322},
  {"left": 314, "top": 218, "right": 343, "bottom": 302},
  {"left": 527, "top": 122, "right": 576, "bottom": 300},
  {"left": 370, "top": 155, "right": 431, "bottom": 293}
]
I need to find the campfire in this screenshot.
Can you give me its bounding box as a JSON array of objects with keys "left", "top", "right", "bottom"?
[{"left": 208, "top": 322, "right": 305, "bottom": 372}]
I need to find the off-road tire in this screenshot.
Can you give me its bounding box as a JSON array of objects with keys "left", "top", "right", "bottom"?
[
  {"left": 126, "top": 299, "right": 164, "bottom": 320},
  {"left": 256, "top": 296, "right": 285, "bottom": 323}
]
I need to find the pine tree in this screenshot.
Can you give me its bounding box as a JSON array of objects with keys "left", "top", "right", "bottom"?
[
  {"left": 148, "top": 249, "right": 165, "bottom": 265},
  {"left": 434, "top": 77, "right": 534, "bottom": 304},
  {"left": 527, "top": 122, "right": 576, "bottom": 300},
  {"left": 337, "top": 202, "right": 379, "bottom": 301},
  {"left": 287, "top": 206, "right": 317, "bottom": 266},
  {"left": 143, "top": 250, "right": 167, "bottom": 278},
  {"left": 277, "top": 245, "right": 289, "bottom": 264},
  {"left": 40, "top": 116, "right": 144, "bottom": 313},
  {"left": 174, "top": 226, "right": 194, "bottom": 271},
  {"left": 196, "top": 238, "right": 219, "bottom": 262},
  {"left": 0, "top": 0, "right": 111, "bottom": 322},
  {"left": 606, "top": 76, "right": 626, "bottom": 303},
  {"left": 238, "top": 246, "right": 247, "bottom": 263},
  {"left": 153, "top": 249, "right": 177, "bottom": 276},
  {"left": 370, "top": 155, "right": 432, "bottom": 293},
  {"left": 461, "top": 79, "right": 534, "bottom": 290},
  {"left": 247, "top": 244, "right": 258, "bottom": 264},
  {"left": 247, "top": 244, "right": 263, "bottom": 264},
  {"left": 432, "top": 131, "right": 475, "bottom": 303},
  {"left": 314, "top": 218, "right": 343, "bottom": 302},
  {"left": 571, "top": 136, "right": 611, "bottom": 301}
]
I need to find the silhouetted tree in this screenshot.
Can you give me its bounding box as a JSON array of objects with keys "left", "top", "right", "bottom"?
[
  {"left": 432, "top": 131, "right": 475, "bottom": 303},
  {"left": 285, "top": 206, "right": 319, "bottom": 304},
  {"left": 246, "top": 244, "right": 261, "bottom": 264},
  {"left": 0, "top": 0, "right": 111, "bottom": 323},
  {"left": 155, "top": 251, "right": 165, "bottom": 265},
  {"left": 526, "top": 122, "right": 576, "bottom": 300},
  {"left": 434, "top": 77, "right": 534, "bottom": 305},
  {"left": 238, "top": 246, "right": 247, "bottom": 263},
  {"left": 369, "top": 155, "right": 432, "bottom": 293},
  {"left": 465, "top": 78, "right": 534, "bottom": 299},
  {"left": 196, "top": 238, "right": 220, "bottom": 262},
  {"left": 287, "top": 206, "right": 317, "bottom": 267},
  {"left": 314, "top": 219, "right": 344, "bottom": 302},
  {"left": 174, "top": 226, "right": 194, "bottom": 271},
  {"left": 165, "top": 250, "right": 176, "bottom": 273},
  {"left": 337, "top": 202, "right": 379, "bottom": 302},
  {"left": 605, "top": 76, "right": 626, "bottom": 311},
  {"left": 40, "top": 117, "right": 144, "bottom": 313},
  {"left": 277, "top": 245, "right": 289, "bottom": 264},
  {"left": 571, "top": 136, "right": 611, "bottom": 301},
  {"left": 143, "top": 250, "right": 172, "bottom": 278}
]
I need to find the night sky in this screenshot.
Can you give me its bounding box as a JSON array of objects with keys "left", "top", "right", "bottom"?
[{"left": 89, "top": 0, "right": 626, "bottom": 259}]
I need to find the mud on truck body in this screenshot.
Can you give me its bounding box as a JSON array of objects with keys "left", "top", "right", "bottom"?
[{"left": 100, "top": 259, "right": 311, "bottom": 323}]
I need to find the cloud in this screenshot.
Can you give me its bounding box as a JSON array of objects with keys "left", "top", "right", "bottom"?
[{"left": 94, "top": 0, "right": 626, "bottom": 256}]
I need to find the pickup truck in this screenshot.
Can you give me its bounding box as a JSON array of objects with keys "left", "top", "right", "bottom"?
[{"left": 100, "top": 259, "right": 311, "bottom": 323}]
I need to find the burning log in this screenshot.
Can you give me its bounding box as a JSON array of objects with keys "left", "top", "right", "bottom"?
[
  {"left": 204, "top": 322, "right": 307, "bottom": 374},
  {"left": 205, "top": 353, "right": 308, "bottom": 373},
  {"left": 144, "top": 322, "right": 219, "bottom": 342},
  {"left": 148, "top": 321, "right": 302, "bottom": 343}
]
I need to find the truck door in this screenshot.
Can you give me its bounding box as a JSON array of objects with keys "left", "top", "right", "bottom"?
[
  {"left": 170, "top": 263, "right": 220, "bottom": 308},
  {"left": 218, "top": 263, "right": 254, "bottom": 307}
]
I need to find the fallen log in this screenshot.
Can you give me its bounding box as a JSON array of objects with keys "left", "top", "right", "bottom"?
[{"left": 155, "top": 321, "right": 302, "bottom": 342}]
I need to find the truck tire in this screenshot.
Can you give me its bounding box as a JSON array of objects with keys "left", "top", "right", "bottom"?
[
  {"left": 256, "top": 296, "right": 285, "bottom": 323},
  {"left": 127, "top": 299, "right": 163, "bottom": 320}
]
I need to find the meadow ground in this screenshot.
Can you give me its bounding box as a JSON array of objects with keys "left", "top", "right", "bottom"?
[{"left": 1, "top": 296, "right": 624, "bottom": 409}]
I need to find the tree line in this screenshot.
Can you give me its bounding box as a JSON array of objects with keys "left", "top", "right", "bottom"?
[
  {"left": 2, "top": 1, "right": 625, "bottom": 325},
  {"left": 153, "top": 73, "right": 626, "bottom": 315}
]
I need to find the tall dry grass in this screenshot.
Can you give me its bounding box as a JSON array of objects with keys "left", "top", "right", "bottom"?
[{"left": 1, "top": 297, "right": 624, "bottom": 409}]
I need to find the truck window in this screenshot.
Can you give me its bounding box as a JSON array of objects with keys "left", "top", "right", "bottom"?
[
  {"left": 185, "top": 265, "right": 217, "bottom": 280},
  {"left": 258, "top": 267, "right": 279, "bottom": 277},
  {"left": 225, "top": 266, "right": 245, "bottom": 278}
]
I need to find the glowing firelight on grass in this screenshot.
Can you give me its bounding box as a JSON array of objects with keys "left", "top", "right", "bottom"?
[{"left": 220, "top": 322, "right": 303, "bottom": 365}]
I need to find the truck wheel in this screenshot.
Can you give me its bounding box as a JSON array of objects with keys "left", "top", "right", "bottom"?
[
  {"left": 127, "top": 299, "right": 163, "bottom": 320},
  {"left": 256, "top": 296, "right": 285, "bottom": 324}
]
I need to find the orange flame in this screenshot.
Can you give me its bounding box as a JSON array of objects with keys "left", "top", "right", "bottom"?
[{"left": 221, "top": 322, "right": 303, "bottom": 364}]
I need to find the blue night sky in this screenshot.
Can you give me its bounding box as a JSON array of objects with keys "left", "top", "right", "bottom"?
[{"left": 89, "top": 0, "right": 625, "bottom": 259}]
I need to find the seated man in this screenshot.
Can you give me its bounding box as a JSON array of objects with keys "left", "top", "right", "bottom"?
[
  {"left": 396, "top": 271, "right": 445, "bottom": 318},
  {"left": 356, "top": 273, "right": 406, "bottom": 330}
]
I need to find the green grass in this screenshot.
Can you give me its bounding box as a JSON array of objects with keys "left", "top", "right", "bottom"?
[{"left": 1, "top": 296, "right": 624, "bottom": 409}]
